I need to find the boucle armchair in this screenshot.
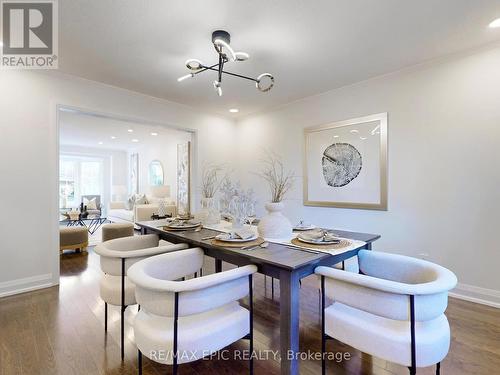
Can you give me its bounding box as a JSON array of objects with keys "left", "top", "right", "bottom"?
[
  {"left": 94, "top": 234, "right": 189, "bottom": 360},
  {"left": 127, "top": 247, "right": 258, "bottom": 375},
  {"left": 315, "top": 250, "right": 457, "bottom": 375}
]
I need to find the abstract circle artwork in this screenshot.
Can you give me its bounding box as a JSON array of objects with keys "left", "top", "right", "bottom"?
[{"left": 322, "top": 143, "right": 362, "bottom": 187}]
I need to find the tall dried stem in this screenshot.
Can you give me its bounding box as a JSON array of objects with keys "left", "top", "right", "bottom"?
[{"left": 256, "top": 151, "right": 294, "bottom": 203}]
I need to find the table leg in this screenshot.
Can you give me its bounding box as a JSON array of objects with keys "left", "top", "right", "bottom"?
[
  {"left": 279, "top": 270, "right": 300, "bottom": 375},
  {"left": 215, "top": 259, "right": 222, "bottom": 273}
]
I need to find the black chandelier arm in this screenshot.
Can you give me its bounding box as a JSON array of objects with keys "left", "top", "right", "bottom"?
[
  {"left": 200, "top": 65, "right": 258, "bottom": 83},
  {"left": 218, "top": 54, "right": 224, "bottom": 82},
  {"left": 192, "top": 63, "right": 219, "bottom": 76}
]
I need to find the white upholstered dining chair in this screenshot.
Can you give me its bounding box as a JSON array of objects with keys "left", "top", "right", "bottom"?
[
  {"left": 127, "top": 247, "right": 258, "bottom": 375},
  {"left": 94, "top": 234, "right": 189, "bottom": 360},
  {"left": 315, "top": 250, "right": 457, "bottom": 375}
]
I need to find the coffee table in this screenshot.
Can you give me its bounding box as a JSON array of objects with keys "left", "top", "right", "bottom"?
[{"left": 60, "top": 214, "right": 109, "bottom": 235}]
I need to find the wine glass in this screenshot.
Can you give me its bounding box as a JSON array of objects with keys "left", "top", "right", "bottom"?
[{"left": 245, "top": 201, "right": 256, "bottom": 226}]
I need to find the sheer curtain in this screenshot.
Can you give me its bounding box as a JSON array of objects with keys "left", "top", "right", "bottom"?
[{"left": 59, "top": 155, "right": 104, "bottom": 209}]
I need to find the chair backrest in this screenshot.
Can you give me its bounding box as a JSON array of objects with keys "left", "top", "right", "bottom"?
[
  {"left": 82, "top": 195, "right": 101, "bottom": 208},
  {"left": 130, "top": 248, "right": 251, "bottom": 317},
  {"left": 326, "top": 250, "right": 457, "bottom": 321},
  {"left": 95, "top": 234, "right": 160, "bottom": 275}
]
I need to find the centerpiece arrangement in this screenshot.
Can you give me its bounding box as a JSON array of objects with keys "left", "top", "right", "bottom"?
[
  {"left": 195, "top": 163, "right": 227, "bottom": 225},
  {"left": 256, "top": 152, "right": 295, "bottom": 239},
  {"left": 220, "top": 178, "right": 257, "bottom": 229}
]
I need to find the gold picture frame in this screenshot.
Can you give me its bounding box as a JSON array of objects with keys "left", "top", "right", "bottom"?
[{"left": 303, "top": 113, "right": 388, "bottom": 210}]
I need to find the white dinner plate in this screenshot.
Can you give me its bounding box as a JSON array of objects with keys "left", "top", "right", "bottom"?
[
  {"left": 215, "top": 233, "right": 258, "bottom": 243},
  {"left": 166, "top": 221, "right": 201, "bottom": 229}
]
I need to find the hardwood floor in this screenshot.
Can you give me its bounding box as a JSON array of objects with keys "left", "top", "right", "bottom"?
[{"left": 1, "top": 248, "right": 499, "bottom": 375}]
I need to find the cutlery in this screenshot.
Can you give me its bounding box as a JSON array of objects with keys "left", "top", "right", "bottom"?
[
  {"left": 241, "top": 241, "right": 269, "bottom": 251},
  {"left": 285, "top": 245, "right": 321, "bottom": 254},
  {"left": 202, "top": 235, "right": 217, "bottom": 240}
]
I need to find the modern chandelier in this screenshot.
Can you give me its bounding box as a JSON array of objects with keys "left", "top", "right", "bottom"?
[{"left": 177, "top": 30, "right": 274, "bottom": 96}]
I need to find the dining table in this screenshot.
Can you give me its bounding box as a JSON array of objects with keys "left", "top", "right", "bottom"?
[{"left": 136, "top": 220, "right": 380, "bottom": 375}]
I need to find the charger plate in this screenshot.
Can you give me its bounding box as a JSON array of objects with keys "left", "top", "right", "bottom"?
[
  {"left": 211, "top": 237, "right": 265, "bottom": 248},
  {"left": 290, "top": 238, "right": 351, "bottom": 250}
]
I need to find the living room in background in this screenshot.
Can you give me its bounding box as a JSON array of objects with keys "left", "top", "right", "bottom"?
[
  {"left": 59, "top": 155, "right": 104, "bottom": 210},
  {"left": 58, "top": 106, "right": 194, "bottom": 231}
]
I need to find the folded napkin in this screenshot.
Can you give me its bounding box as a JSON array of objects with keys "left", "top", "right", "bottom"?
[
  {"left": 217, "top": 228, "right": 255, "bottom": 240},
  {"left": 298, "top": 229, "right": 340, "bottom": 242}
]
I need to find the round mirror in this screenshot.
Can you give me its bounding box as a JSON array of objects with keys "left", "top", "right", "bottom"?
[{"left": 149, "top": 160, "right": 164, "bottom": 186}]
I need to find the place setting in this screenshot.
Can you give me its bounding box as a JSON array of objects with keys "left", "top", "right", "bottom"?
[
  {"left": 161, "top": 218, "right": 203, "bottom": 232},
  {"left": 208, "top": 227, "right": 267, "bottom": 250},
  {"left": 288, "top": 229, "right": 353, "bottom": 253}
]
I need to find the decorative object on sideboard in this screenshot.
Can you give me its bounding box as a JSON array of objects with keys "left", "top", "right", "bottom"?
[
  {"left": 177, "top": 30, "right": 274, "bottom": 96},
  {"left": 177, "top": 142, "right": 191, "bottom": 217},
  {"left": 304, "top": 112, "right": 388, "bottom": 210},
  {"left": 150, "top": 185, "right": 172, "bottom": 218},
  {"left": 148, "top": 160, "right": 164, "bottom": 186},
  {"left": 256, "top": 152, "right": 294, "bottom": 239}
]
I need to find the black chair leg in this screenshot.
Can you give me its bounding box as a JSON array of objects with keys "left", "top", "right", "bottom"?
[
  {"left": 121, "top": 258, "right": 125, "bottom": 360},
  {"left": 104, "top": 302, "right": 108, "bottom": 332},
  {"left": 321, "top": 276, "right": 326, "bottom": 375},
  {"left": 249, "top": 274, "right": 254, "bottom": 375},
  {"left": 138, "top": 349, "right": 143, "bottom": 375},
  {"left": 436, "top": 362, "right": 441, "bottom": 375}
]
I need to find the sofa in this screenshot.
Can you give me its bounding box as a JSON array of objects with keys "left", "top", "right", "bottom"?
[{"left": 108, "top": 198, "right": 177, "bottom": 227}]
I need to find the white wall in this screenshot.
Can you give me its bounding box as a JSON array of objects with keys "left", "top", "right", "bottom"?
[
  {"left": 59, "top": 144, "right": 128, "bottom": 206},
  {"left": 129, "top": 129, "right": 192, "bottom": 199},
  {"left": 0, "top": 70, "right": 236, "bottom": 297},
  {"left": 236, "top": 45, "right": 500, "bottom": 306}
]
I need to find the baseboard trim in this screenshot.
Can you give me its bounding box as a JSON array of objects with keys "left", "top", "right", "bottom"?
[
  {"left": 0, "top": 273, "right": 55, "bottom": 298},
  {"left": 450, "top": 283, "right": 500, "bottom": 309}
]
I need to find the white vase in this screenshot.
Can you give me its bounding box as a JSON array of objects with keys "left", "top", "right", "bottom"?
[{"left": 257, "top": 202, "right": 293, "bottom": 239}]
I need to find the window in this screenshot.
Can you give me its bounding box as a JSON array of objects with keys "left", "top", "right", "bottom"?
[{"left": 59, "top": 155, "right": 104, "bottom": 209}]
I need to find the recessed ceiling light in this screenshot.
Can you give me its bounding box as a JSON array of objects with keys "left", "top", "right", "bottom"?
[
  {"left": 151, "top": 132, "right": 158, "bottom": 136},
  {"left": 333, "top": 135, "right": 340, "bottom": 138},
  {"left": 229, "top": 108, "right": 239, "bottom": 113},
  {"left": 131, "top": 139, "right": 139, "bottom": 143},
  {"left": 110, "top": 136, "right": 116, "bottom": 139},
  {"left": 360, "top": 137, "right": 367, "bottom": 140},
  {"left": 127, "top": 129, "right": 134, "bottom": 133},
  {"left": 350, "top": 129, "right": 359, "bottom": 134},
  {"left": 489, "top": 18, "right": 500, "bottom": 28},
  {"left": 98, "top": 141, "right": 103, "bottom": 145}
]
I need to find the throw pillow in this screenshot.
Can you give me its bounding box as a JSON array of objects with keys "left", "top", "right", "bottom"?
[
  {"left": 83, "top": 197, "right": 97, "bottom": 210},
  {"left": 135, "top": 194, "right": 148, "bottom": 205}
]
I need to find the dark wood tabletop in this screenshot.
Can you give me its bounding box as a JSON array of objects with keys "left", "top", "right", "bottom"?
[{"left": 136, "top": 221, "right": 380, "bottom": 271}]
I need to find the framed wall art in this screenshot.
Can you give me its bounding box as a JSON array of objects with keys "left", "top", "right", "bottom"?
[
  {"left": 303, "top": 113, "right": 388, "bottom": 210},
  {"left": 129, "top": 153, "right": 139, "bottom": 195},
  {"left": 177, "top": 141, "right": 191, "bottom": 216}
]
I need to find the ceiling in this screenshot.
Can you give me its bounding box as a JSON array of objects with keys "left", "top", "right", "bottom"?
[
  {"left": 59, "top": 110, "right": 192, "bottom": 151},
  {"left": 59, "top": 0, "right": 500, "bottom": 117}
]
